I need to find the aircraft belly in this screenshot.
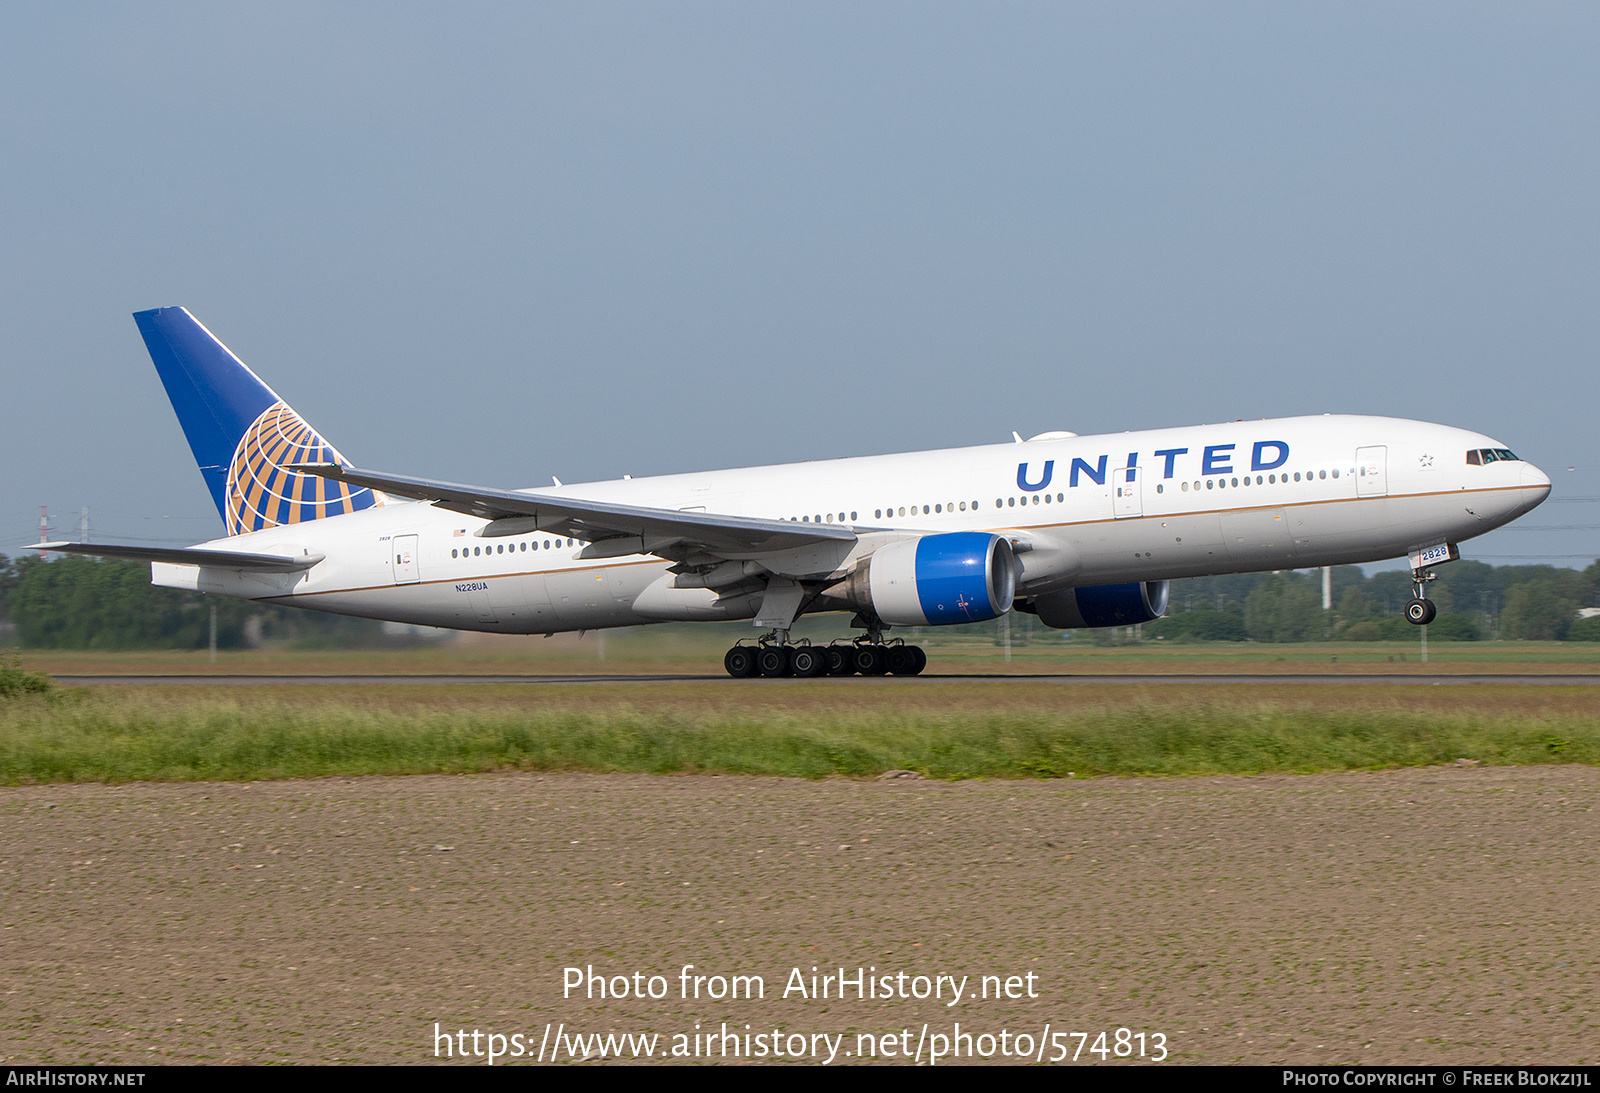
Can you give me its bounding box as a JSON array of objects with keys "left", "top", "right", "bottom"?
[
  {"left": 1286, "top": 493, "right": 1483, "bottom": 564},
  {"left": 1219, "top": 508, "right": 1296, "bottom": 566},
  {"left": 545, "top": 564, "right": 657, "bottom": 628},
  {"left": 1055, "top": 510, "right": 1226, "bottom": 585}
]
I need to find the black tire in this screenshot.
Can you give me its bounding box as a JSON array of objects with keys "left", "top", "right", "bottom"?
[
  {"left": 1421, "top": 600, "right": 1437, "bottom": 625},
  {"left": 853, "top": 645, "right": 889, "bottom": 676},
  {"left": 758, "top": 647, "right": 791, "bottom": 677},
  {"left": 824, "top": 646, "right": 854, "bottom": 676},
  {"left": 789, "top": 647, "right": 824, "bottom": 677},
  {"left": 886, "top": 645, "right": 917, "bottom": 675},
  {"left": 724, "top": 646, "right": 757, "bottom": 678},
  {"left": 907, "top": 645, "right": 927, "bottom": 675},
  {"left": 1405, "top": 598, "right": 1430, "bottom": 625}
]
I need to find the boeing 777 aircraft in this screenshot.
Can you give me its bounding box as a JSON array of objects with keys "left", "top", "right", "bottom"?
[{"left": 40, "top": 308, "right": 1551, "bottom": 676}]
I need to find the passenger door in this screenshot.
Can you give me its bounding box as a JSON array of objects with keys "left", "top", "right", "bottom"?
[
  {"left": 390, "top": 535, "right": 420, "bottom": 585},
  {"left": 1113, "top": 466, "right": 1142, "bottom": 519},
  {"left": 1356, "top": 446, "right": 1387, "bottom": 498}
]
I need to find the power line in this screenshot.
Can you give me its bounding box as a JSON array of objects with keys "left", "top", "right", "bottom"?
[{"left": 1465, "top": 554, "right": 1599, "bottom": 560}]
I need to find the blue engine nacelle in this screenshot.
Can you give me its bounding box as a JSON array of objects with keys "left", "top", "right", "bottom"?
[
  {"left": 841, "top": 532, "right": 1017, "bottom": 626},
  {"left": 1031, "top": 581, "right": 1170, "bottom": 629}
]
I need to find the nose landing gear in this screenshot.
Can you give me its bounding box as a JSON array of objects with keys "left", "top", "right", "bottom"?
[{"left": 1405, "top": 568, "right": 1438, "bottom": 625}]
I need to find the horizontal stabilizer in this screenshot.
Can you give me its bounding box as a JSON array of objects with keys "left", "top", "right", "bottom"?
[
  {"left": 35, "top": 542, "right": 324, "bottom": 572},
  {"left": 290, "top": 463, "right": 856, "bottom": 557}
]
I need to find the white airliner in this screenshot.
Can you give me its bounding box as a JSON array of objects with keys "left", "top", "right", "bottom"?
[{"left": 41, "top": 308, "right": 1551, "bottom": 676}]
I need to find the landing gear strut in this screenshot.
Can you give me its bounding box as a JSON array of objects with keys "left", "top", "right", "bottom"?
[{"left": 1404, "top": 568, "right": 1438, "bottom": 625}]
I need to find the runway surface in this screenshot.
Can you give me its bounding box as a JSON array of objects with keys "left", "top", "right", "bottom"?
[{"left": 52, "top": 672, "right": 1600, "bottom": 686}]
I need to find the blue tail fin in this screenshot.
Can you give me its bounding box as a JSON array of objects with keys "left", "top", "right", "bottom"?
[{"left": 134, "top": 307, "right": 383, "bottom": 535}]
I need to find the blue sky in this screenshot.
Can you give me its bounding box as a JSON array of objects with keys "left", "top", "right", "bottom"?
[{"left": 2, "top": 3, "right": 1595, "bottom": 568}]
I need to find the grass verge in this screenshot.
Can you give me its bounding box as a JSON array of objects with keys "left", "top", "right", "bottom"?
[{"left": 1, "top": 687, "right": 1595, "bottom": 783}]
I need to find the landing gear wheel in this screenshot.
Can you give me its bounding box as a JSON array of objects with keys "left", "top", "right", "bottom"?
[
  {"left": 886, "top": 645, "right": 917, "bottom": 675},
  {"left": 852, "top": 645, "right": 889, "bottom": 676},
  {"left": 824, "top": 646, "right": 855, "bottom": 676},
  {"left": 758, "top": 646, "right": 792, "bottom": 677},
  {"left": 724, "top": 646, "right": 757, "bottom": 678},
  {"left": 1405, "top": 598, "right": 1436, "bottom": 625},
  {"left": 788, "top": 646, "right": 824, "bottom": 678},
  {"left": 907, "top": 645, "right": 927, "bottom": 675}
]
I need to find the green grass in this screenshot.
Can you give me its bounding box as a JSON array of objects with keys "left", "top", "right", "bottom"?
[
  {"left": 14, "top": 634, "right": 1600, "bottom": 678},
  {"left": 0, "top": 657, "right": 53, "bottom": 697},
  {"left": 1, "top": 686, "right": 1596, "bottom": 784}
]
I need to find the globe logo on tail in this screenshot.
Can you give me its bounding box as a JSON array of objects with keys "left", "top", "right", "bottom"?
[{"left": 224, "top": 402, "right": 383, "bottom": 535}]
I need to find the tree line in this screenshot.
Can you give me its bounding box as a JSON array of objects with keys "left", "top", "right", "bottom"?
[
  {"left": 0, "top": 554, "right": 388, "bottom": 650},
  {"left": 1146, "top": 559, "right": 1600, "bottom": 642},
  {"left": 1, "top": 552, "right": 1596, "bottom": 650}
]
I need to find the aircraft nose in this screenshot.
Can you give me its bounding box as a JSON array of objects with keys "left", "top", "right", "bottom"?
[{"left": 1519, "top": 461, "right": 1552, "bottom": 512}]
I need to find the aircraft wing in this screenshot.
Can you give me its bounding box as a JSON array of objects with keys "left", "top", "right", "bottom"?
[
  {"left": 291, "top": 464, "right": 856, "bottom": 557},
  {"left": 36, "top": 542, "right": 324, "bottom": 572}
]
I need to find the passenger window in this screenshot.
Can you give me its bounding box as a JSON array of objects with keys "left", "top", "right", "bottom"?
[
  {"left": 851, "top": 511, "right": 857, "bottom": 521},
  {"left": 1319, "top": 470, "right": 1327, "bottom": 480},
  {"left": 1008, "top": 498, "right": 1015, "bottom": 507},
  {"left": 452, "top": 549, "right": 458, "bottom": 558},
  {"left": 935, "top": 504, "right": 942, "bottom": 513},
  {"left": 1206, "top": 480, "right": 1214, "bottom": 490},
  {"left": 1331, "top": 468, "right": 1339, "bottom": 478},
  {"left": 1156, "top": 483, "right": 1164, "bottom": 494},
  {"left": 1181, "top": 482, "right": 1188, "bottom": 491}
]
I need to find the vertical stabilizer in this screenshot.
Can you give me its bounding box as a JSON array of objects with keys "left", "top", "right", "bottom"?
[{"left": 133, "top": 307, "right": 383, "bottom": 535}]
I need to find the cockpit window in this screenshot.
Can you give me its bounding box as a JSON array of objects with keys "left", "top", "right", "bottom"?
[{"left": 1467, "top": 448, "right": 1519, "bottom": 465}]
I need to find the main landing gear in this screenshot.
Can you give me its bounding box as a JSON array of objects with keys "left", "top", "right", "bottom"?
[
  {"left": 722, "top": 638, "right": 927, "bottom": 678},
  {"left": 1404, "top": 567, "right": 1438, "bottom": 625}
]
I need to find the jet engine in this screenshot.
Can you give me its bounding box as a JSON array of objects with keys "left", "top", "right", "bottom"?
[
  {"left": 827, "top": 532, "right": 1016, "bottom": 626},
  {"left": 1028, "top": 580, "right": 1169, "bottom": 629}
]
